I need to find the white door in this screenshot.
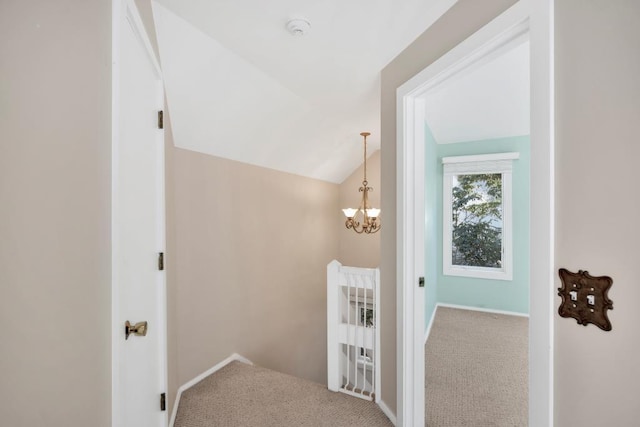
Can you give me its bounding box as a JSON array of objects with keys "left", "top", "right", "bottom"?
[{"left": 112, "top": 1, "right": 167, "bottom": 426}]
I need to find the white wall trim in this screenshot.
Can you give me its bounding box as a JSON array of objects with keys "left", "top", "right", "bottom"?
[
  {"left": 442, "top": 152, "right": 520, "bottom": 164},
  {"left": 397, "top": 7, "right": 530, "bottom": 98},
  {"left": 528, "top": 0, "right": 555, "bottom": 425},
  {"left": 396, "top": 0, "right": 554, "bottom": 425},
  {"left": 396, "top": 85, "right": 427, "bottom": 427},
  {"left": 425, "top": 303, "right": 528, "bottom": 345},
  {"left": 377, "top": 400, "right": 398, "bottom": 426},
  {"left": 169, "top": 354, "right": 253, "bottom": 427},
  {"left": 424, "top": 305, "right": 439, "bottom": 344},
  {"left": 436, "top": 302, "right": 530, "bottom": 318}
]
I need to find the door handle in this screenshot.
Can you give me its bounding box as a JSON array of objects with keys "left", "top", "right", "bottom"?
[{"left": 125, "top": 320, "right": 148, "bottom": 340}]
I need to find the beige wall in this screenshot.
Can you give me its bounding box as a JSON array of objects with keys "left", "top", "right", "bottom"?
[
  {"left": 338, "top": 150, "right": 381, "bottom": 268},
  {"left": 170, "top": 147, "right": 381, "bottom": 398},
  {"left": 139, "top": 0, "right": 373, "bottom": 407},
  {"left": 10, "top": 1, "right": 634, "bottom": 425},
  {"left": 1, "top": 1, "right": 337, "bottom": 422},
  {"left": 382, "top": 0, "right": 640, "bottom": 423},
  {"left": 172, "top": 149, "right": 339, "bottom": 386},
  {"left": 170, "top": 141, "right": 381, "bottom": 395},
  {"left": 0, "top": 1, "right": 112, "bottom": 426},
  {"left": 380, "top": 0, "right": 517, "bottom": 413},
  {"left": 555, "top": 1, "right": 640, "bottom": 425}
]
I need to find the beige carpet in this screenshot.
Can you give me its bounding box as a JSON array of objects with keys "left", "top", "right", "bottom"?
[
  {"left": 174, "top": 361, "right": 393, "bottom": 427},
  {"left": 425, "top": 307, "right": 528, "bottom": 426}
]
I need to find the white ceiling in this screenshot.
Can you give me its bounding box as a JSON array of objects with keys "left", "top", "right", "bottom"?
[
  {"left": 151, "top": 0, "right": 528, "bottom": 183},
  {"left": 423, "top": 40, "right": 530, "bottom": 144},
  {"left": 151, "top": 0, "right": 457, "bottom": 183}
]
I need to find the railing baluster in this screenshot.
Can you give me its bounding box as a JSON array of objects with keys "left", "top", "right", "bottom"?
[{"left": 327, "top": 262, "right": 378, "bottom": 402}]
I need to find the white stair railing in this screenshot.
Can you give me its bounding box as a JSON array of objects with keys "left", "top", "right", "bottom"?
[{"left": 327, "top": 260, "right": 380, "bottom": 402}]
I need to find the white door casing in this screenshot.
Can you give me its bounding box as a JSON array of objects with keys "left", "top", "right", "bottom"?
[
  {"left": 112, "top": 1, "right": 168, "bottom": 426},
  {"left": 396, "top": 0, "right": 554, "bottom": 426}
]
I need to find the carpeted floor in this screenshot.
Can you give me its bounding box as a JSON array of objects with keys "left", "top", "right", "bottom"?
[
  {"left": 174, "top": 361, "right": 393, "bottom": 427},
  {"left": 425, "top": 307, "right": 528, "bottom": 426},
  {"left": 174, "top": 307, "right": 526, "bottom": 426}
]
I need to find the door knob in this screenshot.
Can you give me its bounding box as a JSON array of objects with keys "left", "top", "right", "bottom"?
[{"left": 125, "top": 320, "right": 148, "bottom": 340}]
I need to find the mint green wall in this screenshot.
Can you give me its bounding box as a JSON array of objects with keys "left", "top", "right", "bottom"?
[{"left": 425, "top": 129, "right": 530, "bottom": 328}]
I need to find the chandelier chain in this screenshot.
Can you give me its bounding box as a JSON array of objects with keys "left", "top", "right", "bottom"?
[{"left": 363, "top": 132, "right": 367, "bottom": 185}]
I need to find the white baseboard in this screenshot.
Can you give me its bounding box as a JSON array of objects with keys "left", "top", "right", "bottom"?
[
  {"left": 425, "top": 303, "right": 528, "bottom": 344},
  {"left": 424, "top": 305, "right": 439, "bottom": 344},
  {"left": 169, "top": 353, "right": 253, "bottom": 427},
  {"left": 377, "top": 399, "right": 397, "bottom": 426},
  {"left": 436, "top": 302, "right": 530, "bottom": 318}
]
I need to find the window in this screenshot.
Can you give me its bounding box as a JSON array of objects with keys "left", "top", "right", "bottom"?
[{"left": 442, "top": 152, "right": 519, "bottom": 280}]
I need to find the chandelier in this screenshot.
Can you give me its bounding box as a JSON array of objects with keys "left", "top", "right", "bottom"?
[{"left": 342, "top": 132, "right": 381, "bottom": 234}]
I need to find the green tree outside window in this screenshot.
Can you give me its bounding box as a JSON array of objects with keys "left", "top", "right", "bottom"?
[{"left": 451, "top": 173, "right": 503, "bottom": 268}]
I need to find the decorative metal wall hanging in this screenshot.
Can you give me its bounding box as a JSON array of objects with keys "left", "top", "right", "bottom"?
[{"left": 558, "top": 268, "right": 613, "bottom": 331}]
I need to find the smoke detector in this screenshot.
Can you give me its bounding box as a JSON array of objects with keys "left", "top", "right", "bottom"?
[{"left": 286, "top": 19, "right": 311, "bottom": 36}]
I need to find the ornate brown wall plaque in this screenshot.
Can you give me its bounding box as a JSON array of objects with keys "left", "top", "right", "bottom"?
[{"left": 558, "top": 269, "right": 613, "bottom": 331}]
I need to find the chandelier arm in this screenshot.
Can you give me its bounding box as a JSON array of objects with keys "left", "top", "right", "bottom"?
[{"left": 350, "top": 219, "right": 365, "bottom": 234}]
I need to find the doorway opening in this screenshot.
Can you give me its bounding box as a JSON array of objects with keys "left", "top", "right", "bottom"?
[
  {"left": 396, "top": 1, "right": 554, "bottom": 426},
  {"left": 422, "top": 33, "right": 530, "bottom": 425}
]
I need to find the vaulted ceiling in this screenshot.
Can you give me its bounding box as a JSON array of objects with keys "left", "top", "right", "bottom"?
[
  {"left": 151, "top": 0, "right": 528, "bottom": 183},
  {"left": 424, "top": 39, "right": 530, "bottom": 144}
]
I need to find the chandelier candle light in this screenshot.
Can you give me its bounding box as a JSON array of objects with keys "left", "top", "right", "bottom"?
[{"left": 342, "top": 132, "right": 381, "bottom": 234}]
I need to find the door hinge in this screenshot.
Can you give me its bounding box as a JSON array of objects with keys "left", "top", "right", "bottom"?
[
  {"left": 158, "top": 252, "right": 164, "bottom": 271},
  {"left": 418, "top": 277, "right": 425, "bottom": 287},
  {"left": 158, "top": 110, "right": 164, "bottom": 129},
  {"left": 160, "top": 392, "right": 166, "bottom": 411}
]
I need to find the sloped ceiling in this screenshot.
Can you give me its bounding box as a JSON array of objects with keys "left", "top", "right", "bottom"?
[
  {"left": 151, "top": 0, "right": 457, "bottom": 183},
  {"left": 424, "top": 40, "right": 530, "bottom": 144},
  {"left": 151, "top": 0, "right": 528, "bottom": 183}
]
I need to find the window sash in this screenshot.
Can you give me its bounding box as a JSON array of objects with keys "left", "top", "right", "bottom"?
[{"left": 442, "top": 153, "right": 517, "bottom": 281}]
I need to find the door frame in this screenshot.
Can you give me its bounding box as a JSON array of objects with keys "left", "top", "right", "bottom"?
[
  {"left": 396, "top": 0, "right": 555, "bottom": 425},
  {"left": 111, "top": 0, "right": 168, "bottom": 425}
]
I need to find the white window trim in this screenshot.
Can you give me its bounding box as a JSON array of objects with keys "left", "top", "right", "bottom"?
[{"left": 442, "top": 152, "right": 519, "bottom": 281}]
